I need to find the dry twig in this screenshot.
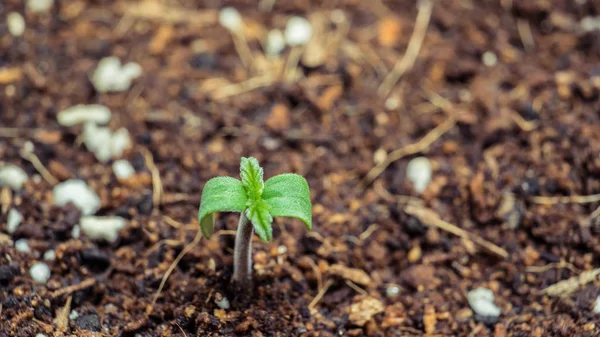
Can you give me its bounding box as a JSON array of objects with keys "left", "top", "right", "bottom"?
[
  {"left": 50, "top": 278, "right": 96, "bottom": 298},
  {"left": 123, "top": 1, "right": 217, "bottom": 26},
  {"left": 211, "top": 74, "right": 274, "bottom": 100},
  {"left": 531, "top": 193, "right": 600, "bottom": 205},
  {"left": 309, "top": 279, "right": 333, "bottom": 310},
  {"left": 516, "top": 19, "right": 535, "bottom": 52},
  {"left": 542, "top": 268, "right": 600, "bottom": 297},
  {"left": 147, "top": 228, "right": 203, "bottom": 315},
  {"left": 378, "top": 0, "right": 434, "bottom": 97},
  {"left": 404, "top": 205, "right": 509, "bottom": 258},
  {"left": 141, "top": 148, "right": 163, "bottom": 209},
  {"left": 20, "top": 145, "right": 59, "bottom": 185},
  {"left": 363, "top": 117, "right": 456, "bottom": 187},
  {"left": 526, "top": 262, "right": 577, "bottom": 274},
  {"left": 582, "top": 205, "right": 600, "bottom": 227},
  {"left": 345, "top": 280, "right": 368, "bottom": 296}
]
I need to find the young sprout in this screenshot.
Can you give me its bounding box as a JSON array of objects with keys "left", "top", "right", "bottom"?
[{"left": 198, "top": 157, "right": 312, "bottom": 285}]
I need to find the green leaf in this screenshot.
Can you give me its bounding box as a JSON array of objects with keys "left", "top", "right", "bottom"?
[
  {"left": 262, "top": 173, "right": 312, "bottom": 230},
  {"left": 240, "top": 157, "right": 264, "bottom": 202},
  {"left": 198, "top": 176, "right": 248, "bottom": 239},
  {"left": 245, "top": 200, "right": 273, "bottom": 242}
]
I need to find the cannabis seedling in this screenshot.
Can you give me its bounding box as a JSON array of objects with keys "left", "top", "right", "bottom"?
[{"left": 198, "top": 157, "right": 312, "bottom": 285}]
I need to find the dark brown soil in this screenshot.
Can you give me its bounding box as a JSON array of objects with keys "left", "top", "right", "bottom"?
[{"left": 2, "top": 0, "right": 600, "bottom": 336}]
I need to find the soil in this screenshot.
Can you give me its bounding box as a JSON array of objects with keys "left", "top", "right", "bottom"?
[{"left": 1, "top": 0, "right": 600, "bottom": 336}]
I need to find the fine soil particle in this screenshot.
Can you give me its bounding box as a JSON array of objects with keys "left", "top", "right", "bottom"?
[{"left": 1, "top": 0, "right": 600, "bottom": 336}]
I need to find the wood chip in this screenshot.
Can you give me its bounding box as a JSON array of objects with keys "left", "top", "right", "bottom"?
[
  {"left": 54, "top": 296, "right": 71, "bottom": 332},
  {"left": 329, "top": 264, "right": 372, "bottom": 286},
  {"left": 347, "top": 296, "right": 384, "bottom": 326},
  {"left": 0, "top": 67, "right": 22, "bottom": 84},
  {"left": 423, "top": 304, "right": 436, "bottom": 334}
]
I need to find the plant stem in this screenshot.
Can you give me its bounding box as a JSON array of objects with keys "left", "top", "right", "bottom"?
[{"left": 233, "top": 212, "right": 253, "bottom": 284}]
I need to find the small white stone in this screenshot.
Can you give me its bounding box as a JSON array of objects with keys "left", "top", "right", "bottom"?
[
  {"left": 7, "top": 209, "right": 23, "bottom": 234},
  {"left": 7, "top": 12, "right": 25, "bottom": 37},
  {"left": 219, "top": 7, "right": 243, "bottom": 31},
  {"left": 57, "top": 104, "right": 111, "bottom": 126},
  {"left": 110, "top": 128, "right": 131, "bottom": 159},
  {"left": 15, "top": 239, "right": 31, "bottom": 253},
  {"left": 384, "top": 96, "right": 400, "bottom": 110},
  {"left": 482, "top": 51, "right": 498, "bottom": 67},
  {"left": 386, "top": 285, "right": 400, "bottom": 297},
  {"left": 593, "top": 296, "right": 600, "bottom": 314},
  {"left": 0, "top": 165, "right": 28, "bottom": 191},
  {"left": 215, "top": 295, "right": 230, "bottom": 309},
  {"left": 277, "top": 245, "right": 288, "bottom": 255},
  {"left": 35, "top": 334, "right": 48, "bottom": 337},
  {"left": 23, "top": 141, "right": 35, "bottom": 154},
  {"left": 112, "top": 160, "right": 135, "bottom": 179},
  {"left": 265, "top": 29, "right": 286, "bottom": 56},
  {"left": 43, "top": 250, "right": 56, "bottom": 261},
  {"left": 80, "top": 216, "right": 126, "bottom": 242},
  {"left": 406, "top": 157, "right": 432, "bottom": 194},
  {"left": 83, "top": 123, "right": 130, "bottom": 162},
  {"left": 27, "top": 0, "right": 54, "bottom": 13},
  {"left": 29, "top": 262, "right": 51, "bottom": 284},
  {"left": 581, "top": 16, "right": 600, "bottom": 32},
  {"left": 71, "top": 225, "right": 80, "bottom": 239},
  {"left": 83, "top": 123, "right": 113, "bottom": 162},
  {"left": 285, "top": 16, "right": 313, "bottom": 46},
  {"left": 467, "top": 287, "right": 501, "bottom": 318},
  {"left": 53, "top": 179, "right": 101, "bottom": 216},
  {"left": 32, "top": 174, "right": 42, "bottom": 184},
  {"left": 92, "top": 57, "right": 142, "bottom": 93},
  {"left": 69, "top": 310, "right": 79, "bottom": 320}
]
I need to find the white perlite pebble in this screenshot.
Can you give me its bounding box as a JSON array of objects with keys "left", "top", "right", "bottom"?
[
  {"left": 83, "top": 123, "right": 131, "bottom": 162},
  {"left": 581, "top": 16, "right": 600, "bottom": 32},
  {"left": 482, "top": 51, "right": 498, "bottom": 67},
  {"left": 36, "top": 334, "right": 48, "bottom": 337},
  {"left": 215, "top": 296, "right": 230, "bottom": 309},
  {"left": 43, "top": 249, "right": 56, "bottom": 261},
  {"left": 0, "top": 165, "right": 28, "bottom": 191},
  {"left": 386, "top": 285, "right": 400, "bottom": 297},
  {"left": 285, "top": 16, "right": 313, "bottom": 46},
  {"left": 467, "top": 287, "right": 501, "bottom": 318},
  {"left": 57, "top": 104, "right": 111, "bottom": 126},
  {"left": 110, "top": 128, "right": 131, "bottom": 159},
  {"left": 15, "top": 239, "right": 31, "bottom": 253},
  {"left": 406, "top": 157, "right": 432, "bottom": 194},
  {"left": 71, "top": 225, "right": 80, "bottom": 239},
  {"left": 265, "top": 29, "right": 286, "bottom": 56},
  {"left": 7, "top": 209, "right": 23, "bottom": 234},
  {"left": 27, "top": 0, "right": 54, "bottom": 13},
  {"left": 219, "top": 7, "right": 243, "bottom": 31},
  {"left": 112, "top": 160, "right": 135, "bottom": 179},
  {"left": 83, "top": 123, "right": 112, "bottom": 162},
  {"left": 80, "top": 216, "right": 126, "bottom": 242},
  {"left": 69, "top": 310, "right": 79, "bottom": 320},
  {"left": 7, "top": 12, "right": 25, "bottom": 37},
  {"left": 30, "top": 262, "right": 51, "bottom": 284},
  {"left": 92, "top": 57, "right": 142, "bottom": 93},
  {"left": 593, "top": 296, "right": 600, "bottom": 314},
  {"left": 53, "top": 179, "right": 101, "bottom": 216}
]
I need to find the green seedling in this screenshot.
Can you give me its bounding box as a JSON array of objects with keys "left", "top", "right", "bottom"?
[{"left": 198, "top": 157, "right": 312, "bottom": 284}]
